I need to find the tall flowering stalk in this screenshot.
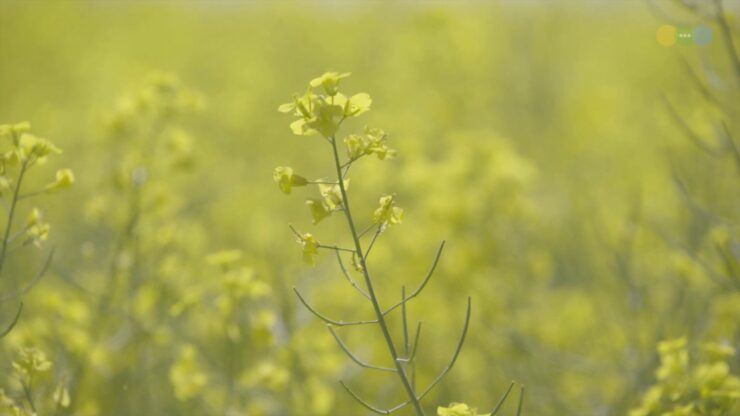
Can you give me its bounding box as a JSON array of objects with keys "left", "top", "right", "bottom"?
[
  {"left": 0, "top": 122, "right": 74, "bottom": 338},
  {"left": 274, "top": 72, "right": 521, "bottom": 416},
  {"left": 0, "top": 122, "right": 74, "bottom": 415}
]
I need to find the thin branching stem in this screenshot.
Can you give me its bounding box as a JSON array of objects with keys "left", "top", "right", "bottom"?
[
  {"left": 364, "top": 225, "right": 383, "bottom": 259},
  {"left": 419, "top": 297, "right": 472, "bottom": 400},
  {"left": 329, "top": 136, "right": 426, "bottom": 416},
  {"left": 409, "top": 322, "right": 422, "bottom": 363},
  {"left": 317, "top": 244, "right": 355, "bottom": 253},
  {"left": 340, "top": 155, "right": 363, "bottom": 170},
  {"left": 293, "top": 288, "right": 377, "bottom": 326},
  {"left": 661, "top": 95, "right": 721, "bottom": 156},
  {"left": 410, "top": 321, "right": 421, "bottom": 389},
  {"left": 358, "top": 223, "right": 376, "bottom": 238},
  {"left": 327, "top": 325, "right": 396, "bottom": 373},
  {"left": 0, "top": 247, "right": 54, "bottom": 302},
  {"left": 490, "top": 381, "right": 516, "bottom": 415},
  {"left": 402, "top": 286, "right": 409, "bottom": 358},
  {"left": 17, "top": 189, "right": 46, "bottom": 201},
  {"left": 714, "top": 0, "right": 740, "bottom": 78},
  {"left": 516, "top": 385, "right": 526, "bottom": 416},
  {"left": 384, "top": 241, "right": 446, "bottom": 316},
  {"left": 21, "top": 377, "right": 37, "bottom": 414},
  {"left": 0, "top": 302, "right": 23, "bottom": 338},
  {"left": 339, "top": 381, "right": 408, "bottom": 415},
  {"left": 335, "top": 250, "right": 371, "bottom": 299},
  {"left": 0, "top": 159, "right": 29, "bottom": 275},
  {"left": 720, "top": 120, "right": 740, "bottom": 174}
]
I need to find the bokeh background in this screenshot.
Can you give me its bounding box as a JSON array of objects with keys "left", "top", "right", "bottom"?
[{"left": 0, "top": 1, "right": 738, "bottom": 415}]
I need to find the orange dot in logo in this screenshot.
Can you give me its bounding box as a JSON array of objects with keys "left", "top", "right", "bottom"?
[{"left": 657, "top": 25, "right": 677, "bottom": 47}]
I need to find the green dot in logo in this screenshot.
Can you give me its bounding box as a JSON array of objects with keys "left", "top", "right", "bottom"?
[
  {"left": 694, "top": 25, "right": 713, "bottom": 46},
  {"left": 677, "top": 26, "right": 693, "bottom": 46},
  {"left": 657, "top": 25, "right": 677, "bottom": 47}
]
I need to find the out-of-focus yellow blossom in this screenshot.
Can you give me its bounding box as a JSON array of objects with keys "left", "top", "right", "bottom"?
[
  {"left": 0, "top": 122, "right": 31, "bottom": 142},
  {"left": 169, "top": 345, "right": 209, "bottom": 401},
  {"left": 45, "top": 168, "right": 75, "bottom": 191},
  {"left": 206, "top": 249, "right": 243, "bottom": 269},
  {"left": 273, "top": 166, "right": 307, "bottom": 194},
  {"left": 701, "top": 343, "right": 735, "bottom": 361},
  {"left": 53, "top": 381, "right": 71, "bottom": 408},
  {"left": 630, "top": 338, "right": 740, "bottom": 416},
  {"left": 26, "top": 209, "right": 50, "bottom": 247},
  {"left": 12, "top": 347, "right": 52, "bottom": 376},
  {"left": 437, "top": 402, "right": 490, "bottom": 416},
  {"left": 373, "top": 194, "right": 404, "bottom": 225},
  {"left": 16, "top": 133, "right": 61, "bottom": 164},
  {"left": 241, "top": 362, "right": 290, "bottom": 391}
]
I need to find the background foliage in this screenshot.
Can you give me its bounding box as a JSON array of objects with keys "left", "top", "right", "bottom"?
[{"left": 0, "top": 1, "right": 738, "bottom": 415}]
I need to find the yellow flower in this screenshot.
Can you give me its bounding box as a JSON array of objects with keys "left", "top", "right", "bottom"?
[
  {"left": 437, "top": 402, "right": 490, "bottom": 416},
  {"left": 310, "top": 71, "right": 350, "bottom": 96},
  {"left": 344, "top": 92, "right": 372, "bottom": 117},
  {"left": 18, "top": 133, "right": 61, "bottom": 163},
  {"left": 0, "top": 121, "right": 31, "bottom": 144},
  {"left": 26, "top": 208, "right": 50, "bottom": 246},
  {"left": 27, "top": 208, "right": 42, "bottom": 226},
  {"left": 306, "top": 199, "right": 331, "bottom": 224},
  {"left": 273, "top": 166, "right": 307, "bottom": 194},
  {"left": 296, "top": 233, "right": 320, "bottom": 265},
  {"left": 373, "top": 194, "right": 404, "bottom": 226},
  {"left": 45, "top": 168, "right": 75, "bottom": 191},
  {"left": 343, "top": 127, "right": 395, "bottom": 161},
  {"left": 319, "top": 181, "right": 347, "bottom": 210},
  {"left": 279, "top": 73, "right": 370, "bottom": 138}
]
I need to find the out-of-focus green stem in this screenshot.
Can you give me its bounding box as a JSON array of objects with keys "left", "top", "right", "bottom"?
[{"left": 0, "top": 159, "right": 29, "bottom": 275}]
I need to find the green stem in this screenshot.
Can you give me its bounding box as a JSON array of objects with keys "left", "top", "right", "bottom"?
[
  {"left": 0, "top": 160, "right": 29, "bottom": 275},
  {"left": 329, "top": 136, "right": 426, "bottom": 416}
]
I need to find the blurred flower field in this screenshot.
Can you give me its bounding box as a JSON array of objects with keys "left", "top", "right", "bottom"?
[{"left": 0, "top": 1, "right": 738, "bottom": 415}]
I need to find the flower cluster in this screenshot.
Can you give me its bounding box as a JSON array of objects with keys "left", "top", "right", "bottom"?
[
  {"left": 345, "top": 127, "right": 396, "bottom": 161},
  {"left": 0, "top": 122, "right": 74, "bottom": 342},
  {"left": 275, "top": 72, "right": 399, "bottom": 265},
  {"left": 630, "top": 338, "right": 740, "bottom": 416},
  {"left": 278, "top": 72, "right": 371, "bottom": 137},
  {"left": 0, "top": 123, "right": 74, "bottom": 249}
]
